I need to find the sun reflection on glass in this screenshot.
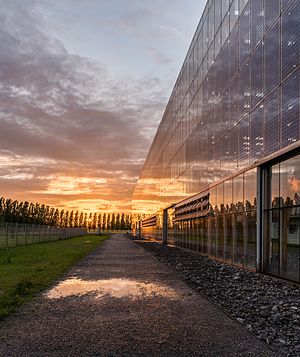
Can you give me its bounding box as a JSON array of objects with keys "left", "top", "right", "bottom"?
[{"left": 45, "top": 278, "right": 178, "bottom": 300}]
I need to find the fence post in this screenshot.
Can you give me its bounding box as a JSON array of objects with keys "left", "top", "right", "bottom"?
[
  {"left": 5, "top": 222, "right": 8, "bottom": 249},
  {"left": 16, "top": 222, "right": 19, "bottom": 246},
  {"left": 25, "top": 224, "right": 28, "bottom": 245}
]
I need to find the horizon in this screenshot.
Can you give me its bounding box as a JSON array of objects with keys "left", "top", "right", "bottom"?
[{"left": 0, "top": 0, "right": 206, "bottom": 213}]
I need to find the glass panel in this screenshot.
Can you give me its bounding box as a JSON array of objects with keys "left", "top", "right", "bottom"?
[
  {"left": 281, "top": 70, "right": 300, "bottom": 148},
  {"left": 229, "top": 27, "right": 239, "bottom": 79},
  {"left": 244, "top": 169, "right": 257, "bottom": 211},
  {"left": 215, "top": 0, "right": 222, "bottom": 30},
  {"left": 245, "top": 210, "right": 257, "bottom": 270},
  {"left": 264, "top": 209, "right": 280, "bottom": 276},
  {"left": 224, "top": 179, "right": 233, "bottom": 263},
  {"left": 264, "top": 22, "right": 280, "bottom": 95},
  {"left": 251, "top": 0, "right": 264, "bottom": 49},
  {"left": 208, "top": 216, "right": 217, "bottom": 258},
  {"left": 282, "top": 1, "right": 300, "bottom": 80},
  {"left": 239, "top": 61, "right": 251, "bottom": 118},
  {"left": 239, "top": 2, "right": 251, "bottom": 65},
  {"left": 222, "top": 0, "right": 230, "bottom": 20},
  {"left": 280, "top": 207, "right": 300, "bottom": 281},
  {"left": 250, "top": 105, "right": 264, "bottom": 162},
  {"left": 203, "top": 217, "right": 209, "bottom": 255},
  {"left": 264, "top": 90, "right": 280, "bottom": 156},
  {"left": 221, "top": 89, "right": 230, "bottom": 135},
  {"left": 224, "top": 179, "right": 233, "bottom": 213},
  {"left": 271, "top": 164, "right": 280, "bottom": 208},
  {"left": 216, "top": 182, "right": 223, "bottom": 214},
  {"left": 230, "top": 0, "right": 239, "bottom": 32},
  {"left": 233, "top": 174, "right": 244, "bottom": 212},
  {"left": 224, "top": 213, "right": 233, "bottom": 263},
  {"left": 222, "top": 12, "right": 230, "bottom": 46},
  {"left": 198, "top": 219, "right": 203, "bottom": 253},
  {"left": 251, "top": 43, "right": 263, "bottom": 108},
  {"left": 216, "top": 214, "right": 224, "bottom": 261},
  {"left": 233, "top": 214, "right": 245, "bottom": 267},
  {"left": 264, "top": 0, "right": 280, "bottom": 32},
  {"left": 228, "top": 125, "right": 238, "bottom": 173},
  {"left": 238, "top": 114, "right": 250, "bottom": 170},
  {"left": 280, "top": 154, "right": 300, "bottom": 207}
]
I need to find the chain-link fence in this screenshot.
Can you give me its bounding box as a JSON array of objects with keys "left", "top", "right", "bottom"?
[{"left": 0, "top": 223, "right": 87, "bottom": 249}]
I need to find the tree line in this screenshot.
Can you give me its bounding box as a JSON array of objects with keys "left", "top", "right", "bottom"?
[{"left": 0, "top": 197, "right": 132, "bottom": 230}]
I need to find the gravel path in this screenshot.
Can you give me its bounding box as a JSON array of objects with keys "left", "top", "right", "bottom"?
[
  {"left": 0, "top": 234, "right": 275, "bottom": 356},
  {"left": 135, "top": 240, "right": 300, "bottom": 356}
]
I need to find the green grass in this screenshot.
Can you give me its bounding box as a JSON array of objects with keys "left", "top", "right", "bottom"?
[{"left": 0, "top": 234, "right": 109, "bottom": 320}]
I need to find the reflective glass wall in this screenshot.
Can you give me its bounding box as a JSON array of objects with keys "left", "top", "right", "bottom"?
[
  {"left": 133, "top": 0, "right": 300, "bottom": 281},
  {"left": 173, "top": 169, "right": 257, "bottom": 270},
  {"left": 263, "top": 153, "right": 300, "bottom": 282},
  {"left": 133, "top": 0, "right": 300, "bottom": 215}
]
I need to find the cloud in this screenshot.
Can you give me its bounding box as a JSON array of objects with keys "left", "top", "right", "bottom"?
[{"left": 0, "top": 0, "right": 169, "bottom": 212}]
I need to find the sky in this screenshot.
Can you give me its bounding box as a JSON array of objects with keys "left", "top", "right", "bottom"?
[{"left": 0, "top": 0, "right": 206, "bottom": 213}]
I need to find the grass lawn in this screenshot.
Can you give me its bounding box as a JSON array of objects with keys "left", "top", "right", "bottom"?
[{"left": 0, "top": 234, "right": 109, "bottom": 320}]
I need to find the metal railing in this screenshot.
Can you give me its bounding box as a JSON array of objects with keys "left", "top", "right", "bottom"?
[{"left": 0, "top": 223, "right": 87, "bottom": 249}]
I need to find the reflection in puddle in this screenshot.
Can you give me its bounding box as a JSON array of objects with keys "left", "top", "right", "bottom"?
[{"left": 45, "top": 278, "right": 178, "bottom": 300}]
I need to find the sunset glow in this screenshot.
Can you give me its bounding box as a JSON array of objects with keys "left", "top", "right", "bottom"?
[{"left": 0, "top": 0, "right": 205, "bottom": 213}]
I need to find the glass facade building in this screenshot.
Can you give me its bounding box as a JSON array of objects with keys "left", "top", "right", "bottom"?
[{"left": 133, "top": 0, "right": 300, "bottom": 283}]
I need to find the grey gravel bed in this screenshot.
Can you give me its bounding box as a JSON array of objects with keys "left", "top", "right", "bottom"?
[{"left": 135, "top": 240, "right": 300, "bottom": 356}]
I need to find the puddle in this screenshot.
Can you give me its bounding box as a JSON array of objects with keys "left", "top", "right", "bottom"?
[{"left": 45, "top": 278, "right": 178, "bottom": 300}]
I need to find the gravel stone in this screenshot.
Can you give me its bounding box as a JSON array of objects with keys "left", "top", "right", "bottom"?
[{"left": 135, "top": 240, "right": 300, "bottom": 356}]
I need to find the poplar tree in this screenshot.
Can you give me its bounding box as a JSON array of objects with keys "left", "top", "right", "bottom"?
[
  {"left": 102, "top": 213, "right": 106, "bottom": 231},
  {"left": 111, "top": 213, "right": 116, "bottom": 231}
]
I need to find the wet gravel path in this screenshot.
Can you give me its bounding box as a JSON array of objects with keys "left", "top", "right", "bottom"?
[
  {"left": 135, "top": 240, "right": 300, "bottom": 356},
  {"left": 0, "top": 234, "right": 275, "bottom": 356}
]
